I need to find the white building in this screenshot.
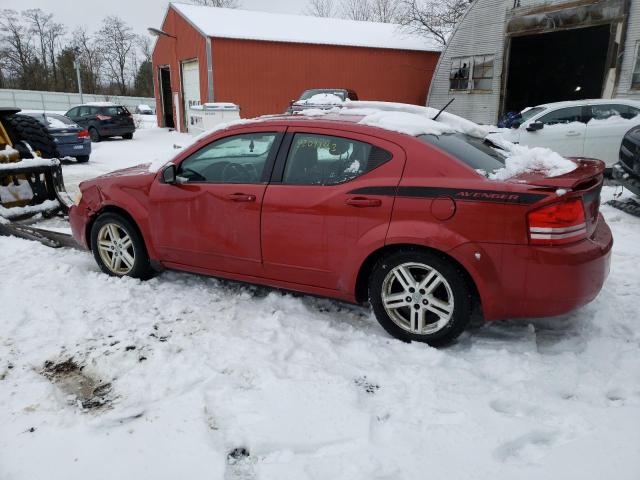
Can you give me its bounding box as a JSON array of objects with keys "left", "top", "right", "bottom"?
[{"left": 427, "top": 0, "right": 640, "bottom": 124}]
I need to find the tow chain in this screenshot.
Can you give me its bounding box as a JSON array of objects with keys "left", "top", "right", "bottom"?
[{"left": 607, "top": 196, "right": 640, "bottom": 217}]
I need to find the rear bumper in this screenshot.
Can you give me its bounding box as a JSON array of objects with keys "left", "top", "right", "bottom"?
[
  {"left": 98, "top": 125, "right": 135, "bottom": 137},
  {"left": 612, "top": 162, "right": 640, "bottom": 196},
  {"left": 452, "top": 216, "right": 613, "bottom": 321},
  {"left": 58, "top": 140, "right": 91, "bottom": 157}
]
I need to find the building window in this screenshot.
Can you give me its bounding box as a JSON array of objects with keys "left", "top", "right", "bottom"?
[
  {"left": 632, "top": 42, "right": 640, "bottom": 90},
  {"left": 450, "top": 57, "right": 471, "bottom": 90},
  {"left": 472, "top": 55, "right": 494, "bottom": 90},
  {"left": 450, "top": 55, "right": 495, "bottom": 91}
]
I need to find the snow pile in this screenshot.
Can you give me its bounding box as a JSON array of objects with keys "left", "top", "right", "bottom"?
[
  {"left": 0, "top": 156, "right": 58, "bottom": 170},
  {"left": 487, "top": 135, "right": 577, "bottom": 180},
  {"left": 359, "top": 110, "right": 455, "bottom": 136},
  {"left": 297, "top": 93, "right": 345, "bottom": 106},
  {"left": 84, "top": 101, "right": 116, "bottom": 107},
  {"left": 588, "top": 115, "right": 640, "bottom": 126},
  {"left": 0, "top": 198, "right": 59, "bottom": 219},
  {"left": 0, "top": 145, "right": 20, "bottom": 162},
  {"left": 45, "top": 117, "right": 69, "bottom": 129}
]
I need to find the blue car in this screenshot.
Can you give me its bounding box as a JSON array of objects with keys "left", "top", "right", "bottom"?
[{"left": 23, "top": 112, "right": 92, "bottom": 163}]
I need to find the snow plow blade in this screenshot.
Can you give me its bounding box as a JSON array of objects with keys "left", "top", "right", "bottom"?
[{"left": 0, "top": 223, "right": 80, "bottom": 249}]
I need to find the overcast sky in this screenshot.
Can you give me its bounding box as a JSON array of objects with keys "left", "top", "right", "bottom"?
[{"left": 1, "top": 0, "right": 311, "bottom": 37}]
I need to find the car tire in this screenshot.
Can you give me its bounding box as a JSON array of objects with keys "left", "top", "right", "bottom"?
[
  {"left": 122, "top": 133, "right": 133, "bottom": 140},
  {"left": 369, "top": 249, "right": 472, "bottom": 347},
  {"left": 90, "top": 212, "right": 154, "bottom": 280},
  {"left": 89, "top": 127, "right": 101, "bottom": 143},
  {"left": 4, "top": 113, "right": 59, "bottom": 158},
  {"left": 76, "top": 155, "right": 90, "bottom": 163}
]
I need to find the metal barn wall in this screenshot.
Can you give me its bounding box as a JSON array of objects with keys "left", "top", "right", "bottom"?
[
  {"left": 427, "top": 0, "right": 508, "bottom": 125},
  {"left": 428, "top": 0, "right": 640, "bottom": 125},
  {"left": 211, "top": 38, "right": 440, "bottom": 119},
  {"left": 152, "top": 7, "right": 209, "bottom": 130}
]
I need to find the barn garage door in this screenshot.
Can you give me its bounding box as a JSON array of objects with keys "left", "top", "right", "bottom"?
[{"left": 181, "top": 60, "right": 201, "bottom": 133}]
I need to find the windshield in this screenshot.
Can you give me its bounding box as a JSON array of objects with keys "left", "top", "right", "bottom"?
[
  {"left": 418, "top": 133, "right": 506, "bottom": 173},
  {"left": 518, "top": 106, "right": 546, "bottom": 124},
  {"left": 299, "top": 89, "right": 347, "bottom": 101}
]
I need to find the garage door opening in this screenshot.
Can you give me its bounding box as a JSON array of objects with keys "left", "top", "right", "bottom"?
[
  {"left": 503, "top": 24, "right": 611, "bottom": 114},
  {"left": 158, "top": 66, "right": 175, "bottom": 129}
]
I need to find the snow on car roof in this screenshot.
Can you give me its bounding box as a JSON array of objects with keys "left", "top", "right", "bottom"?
[
  {"left": 529, "top": 98, "right": 640, "bottom": 110},
  {"left": 170, "top": 3, "right": 440, "bottom": 52}
]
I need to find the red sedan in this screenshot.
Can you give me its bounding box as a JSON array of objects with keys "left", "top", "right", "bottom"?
[{"left": 69, "top": 112, "right": 612, "bottom": 346}]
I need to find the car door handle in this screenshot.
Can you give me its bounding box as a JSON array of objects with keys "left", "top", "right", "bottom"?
[
  {"left": 227, "top": 193, "right": 256, "bottom": 202},
  {"left": 566, "top": 131, "right": 582, "bottom": 136},
  {"left": 346, "top": 197, "right": 382, "bottom": 207}
]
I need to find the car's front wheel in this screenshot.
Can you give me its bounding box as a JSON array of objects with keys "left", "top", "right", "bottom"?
[
  {"left": 369, "top": 249, "right": 472, "bottom": 346},
  {"left": 90, "top": 213, "right": 153, "bottom": 279}
]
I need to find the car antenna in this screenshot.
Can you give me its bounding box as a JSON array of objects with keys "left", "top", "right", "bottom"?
[{"left": 432, "top": 98, "right": 455, "bottom": 121}]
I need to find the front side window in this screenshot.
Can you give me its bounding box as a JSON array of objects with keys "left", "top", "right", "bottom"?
[
  {"left": 472, "top": 55, "right": 494, "bottom": 90},
  {"left": 538, "top": 107, "right": 584, "bottom": 125},
  {"left": 632, "top": 41, "right": 640, "bottom": 89},
  {"left": 283, "top": 133, "right": 392, "bottom": 185},
  {"left": 450, "top": 57, "right": 471, "bottom": 90},
  {"left": 178, "top": 132, "right": 277, "bottom": 183}
]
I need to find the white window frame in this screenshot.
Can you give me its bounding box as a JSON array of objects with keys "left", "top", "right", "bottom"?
[{"left": 449, "top": 54, "right": 495, "bottom": 92}]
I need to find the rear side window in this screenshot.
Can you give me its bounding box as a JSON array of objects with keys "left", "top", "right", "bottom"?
[
  {"left": 418, "top": 133, "right": 505, "bottom": 172},
  {"left": 590, "top": 104, "right": 640, "bottom": 121},
  {"left": 282, "top": 133, "right": 392, "bottom": 185},
  {"left": 103, "top": 106, "right": 129, "bottom": 116},
  {"left": 538, "top": 107, "right": 584, "bottom": 125}
]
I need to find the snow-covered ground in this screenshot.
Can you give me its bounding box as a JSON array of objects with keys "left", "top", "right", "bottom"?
[{"left": 1, "top": 127, "right": 639, "bottom": 480}]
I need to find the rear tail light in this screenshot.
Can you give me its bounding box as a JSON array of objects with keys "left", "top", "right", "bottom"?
[
  {"left": 78, "top": 130, "right": 90, "bottom": 139},
  {"left": 527, "top": 198, "right": 587, "bottom": 245},
  {"left": 96, "top": 114, "right": 112, "bottom": 120}
]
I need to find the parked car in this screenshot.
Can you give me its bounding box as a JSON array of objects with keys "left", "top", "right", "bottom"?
[
  {"left": 22, "top": 112, "right": 91, "bottom": 163},
  {"left": 65, "top": 103, "right": 135, "bottom": 142},
  {"left": 135, "top": 104, "right": 154, "bottom": 115},
  {"left": 69, "top": 108, "right": 612, "bottom": 346},
  {"left": 500, "top": 99, "right": 640, "bottom": 169},
  {"left": 288, "top": 88, "right": 359, "bottom": 113},
  {"left": 612, "top": 125, "right": 640, "bottom": 196}
]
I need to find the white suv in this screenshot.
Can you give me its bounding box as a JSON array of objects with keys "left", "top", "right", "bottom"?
[{"left": 500, "top": 99, "right": 640, "bottom": 168}]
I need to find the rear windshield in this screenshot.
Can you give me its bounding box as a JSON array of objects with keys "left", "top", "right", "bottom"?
[
  {"left": 101, "top": 106, "right": 129, "bottom": 116},
  {"left": 299, "top": 89, "right": 347, "bottom": 101},
  {"left": 418, "top": 133, "right": 506, "bottom": 172},
  {"left": 45, "top": 113, "right": 74, "bottom": 125}
]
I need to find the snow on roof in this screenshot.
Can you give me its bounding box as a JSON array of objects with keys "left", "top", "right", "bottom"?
[{"left": 170, "top": 3, "right": 440, "bottom": 52}]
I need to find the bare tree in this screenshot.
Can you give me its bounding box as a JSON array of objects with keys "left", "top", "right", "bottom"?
[
  {"left": 138, "top": 35, "right": 153, "bottom": 63},
  {"left": 341, "top": 0, "right": 374, "bottom": 21},
  {"left": 397, "top": 0, "right": 470, "bottom": 46},
  {"left": 370, "top": 0, "right": 400, "bottom": 22},
  {"left": 72, "top": 28, "right": 103, "bottom": 94},
  {"left": 189, "top": 0, "right": 239, "bottom": 7},
  {"left": 23, "top": 9, "right": 52, "bottom": 78},
  {"left": 305, "top": 0, "right": 338, "bottom": 17},
  {"left": 97, "top": 16, "right": 136, "bottom": 95},
  {"left": 0, "top": 9, "right": 37, "bottom": 89}
]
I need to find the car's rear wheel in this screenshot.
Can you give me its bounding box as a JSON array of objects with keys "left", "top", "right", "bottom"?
[
  {"left": 122, "top": 133, "right": 133, "bottom": 140},
  {"left": 90, "top": 213, "right": 153, "bottom": 279},
  {"left": 76, "top": 155, "right": 90, "bottom": 163},
  {"left": 89, "top": 127, "right": 101, "bottom": 142},
  {"left": 369, "top": 250, "right": 472, "bottom": 346}
]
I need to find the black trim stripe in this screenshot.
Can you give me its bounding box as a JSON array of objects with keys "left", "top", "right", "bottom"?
[{"left": 349, "top": 186, "right": 546, "bottom": 205}]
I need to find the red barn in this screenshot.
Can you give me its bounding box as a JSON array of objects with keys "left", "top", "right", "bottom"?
[{"left": 152, "top": 3, "right": 441, "bottom": 132}]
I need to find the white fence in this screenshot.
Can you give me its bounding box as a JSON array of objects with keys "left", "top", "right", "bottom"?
[{"left": 0, "top": 88, "right": 155, "bottom": 113}]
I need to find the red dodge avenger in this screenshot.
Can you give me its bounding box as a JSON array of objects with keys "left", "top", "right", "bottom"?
[{"left": 69, "top": 105, "right": 612, "bottom": 346}]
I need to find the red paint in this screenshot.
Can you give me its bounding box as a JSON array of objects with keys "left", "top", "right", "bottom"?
[
  {"left": 69, "top": 115, "right": 613, "bottom": 323},
  {"left": 152, "top": 5, "right": 439, "bottom": 128}
]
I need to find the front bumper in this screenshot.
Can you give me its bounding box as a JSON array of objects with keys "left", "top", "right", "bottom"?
[
  {"left": 69, "top": 203, "right": 91, "bottom": 249},
  {"left": 612, "top": 162, "right": 640, "bottom": 196}
]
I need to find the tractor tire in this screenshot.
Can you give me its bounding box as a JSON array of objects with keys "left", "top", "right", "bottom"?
[{"left": 4, "top": 114, "right": 59, "bottom": 159}]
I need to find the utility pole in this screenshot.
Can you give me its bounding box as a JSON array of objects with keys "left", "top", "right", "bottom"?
[{"left": 74, "top": 58, "right": 84, "bottom": 104}]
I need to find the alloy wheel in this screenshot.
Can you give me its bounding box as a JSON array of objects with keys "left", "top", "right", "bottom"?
[
  {"left": 96, "top": 223, "right": 135, "bottom": 275},
  {"left": 381, "top": 262, "right": 455, "bottom": 335}
]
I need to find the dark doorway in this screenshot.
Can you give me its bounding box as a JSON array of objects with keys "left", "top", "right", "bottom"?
[
  {"left": 158, "top": 66, "right": 175, "bottom": 129},
  {"left": 503, "top": 24, "right": 610, "bottom": 114}
]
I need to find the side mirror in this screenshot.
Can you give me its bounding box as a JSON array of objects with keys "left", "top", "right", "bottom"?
[
  {"left": 162, "top": 164, "right": 177, "bottom": 184},
  {"left": 526, "top": 121, "right": 544, "bottom": 132}
]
